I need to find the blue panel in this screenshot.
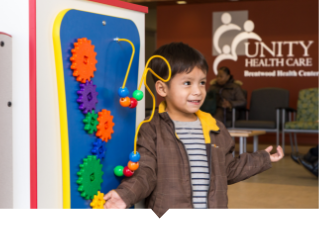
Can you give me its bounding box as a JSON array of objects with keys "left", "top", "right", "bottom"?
[{"left": 59, "top": 10, "right": 140, "bottom": 208}]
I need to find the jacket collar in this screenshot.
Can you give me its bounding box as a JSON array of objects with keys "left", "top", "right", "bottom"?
[{"left": 158, "top": 101, "right": 220, "bottom": 144}]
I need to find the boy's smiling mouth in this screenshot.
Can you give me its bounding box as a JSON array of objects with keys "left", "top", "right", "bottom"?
[{"left": 188, "top": 100, "right": 201, "bottom": 105}]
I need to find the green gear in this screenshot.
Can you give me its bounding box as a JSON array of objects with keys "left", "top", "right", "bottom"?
[
  {"left": 83, "top": 110, "right": 98, "bottom": 134},
  {"left": 77, "top": 155, "right": 104, "bottom": 200}
]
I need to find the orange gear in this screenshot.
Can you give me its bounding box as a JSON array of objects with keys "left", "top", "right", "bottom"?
[
  {"left": 96, "top": 109, "right": 115, "bottom": 142},
  {"left": 70, "top": 38, "right": 97, "bottom": 83}
]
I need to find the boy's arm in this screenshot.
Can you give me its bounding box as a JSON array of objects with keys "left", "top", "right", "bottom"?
[
  {"left": 219, "top": 123, "right": 272, "bottom": 185},
  {"left": 113, "top": 122, "right": 157, "bottom": 208},
  {"left": 225, "top": 144, "right": 272, "bottom": 185}
]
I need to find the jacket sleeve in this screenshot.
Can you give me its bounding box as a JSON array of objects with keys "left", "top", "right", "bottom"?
[
  {"left": 229, "top": 85, "right": 246, "bottom": 108},
  {"left": 219, "top": 123, "right": 272, "bottom": 185},
  {"left": 114, "top": 121, "right": 157, "bottom": 208}
]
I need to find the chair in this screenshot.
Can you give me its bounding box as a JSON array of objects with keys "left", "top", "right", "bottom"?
[
  {"left": 232, "top": 87, "right": 290, "bottom": 147},
  {"left": 200, "top": 89, "right": 217, "bottom": 116},
  {"left": 281, "top": 88, "right": 319, "bottom": 153}
]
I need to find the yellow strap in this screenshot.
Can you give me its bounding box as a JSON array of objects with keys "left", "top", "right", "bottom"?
[
  {"left": 53, "top": 9, "right": 72, "bottom": 209},
  {"left": 133, "top": 55, "right": 171, "bottom": 154},
  {"left": 116, "top": 37, "right": 171, "bottom": 155},
  {"left": 116, "top": 38, "right": 135, "bottom": 89}
]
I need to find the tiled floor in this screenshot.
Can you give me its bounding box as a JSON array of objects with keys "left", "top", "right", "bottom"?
[{"left": 228, "top": 144, "right": 319, "bottom": 209}]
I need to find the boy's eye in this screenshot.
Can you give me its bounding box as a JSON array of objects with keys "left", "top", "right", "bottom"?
[
  {"left": 184, "top": 81, "right": 191, "bottom": 85},
  {"left": 200, "top": 81, "right": 206, "bottom": 85}
]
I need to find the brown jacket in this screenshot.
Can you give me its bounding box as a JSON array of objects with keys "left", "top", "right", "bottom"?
[{"left": 115, "top": 101, "right": 271, "bottom": 217}]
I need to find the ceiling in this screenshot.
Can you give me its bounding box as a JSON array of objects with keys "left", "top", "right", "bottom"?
[{"left": 122, "top": 0, "right": 278, "bottom": 9}]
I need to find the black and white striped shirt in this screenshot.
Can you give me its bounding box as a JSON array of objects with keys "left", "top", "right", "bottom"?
[{"left": 173, "top": 118, "right": 209, "bottom": 209}]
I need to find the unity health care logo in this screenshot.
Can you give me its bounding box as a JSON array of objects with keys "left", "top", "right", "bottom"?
[{"left": 212, "top": 11, "right": 318, "bottom": 77}]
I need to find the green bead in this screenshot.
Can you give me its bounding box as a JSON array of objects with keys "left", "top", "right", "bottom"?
[
  {"left": 133, "top": 90, "right": 144, "bottom": 101},
  {"left": 114, "top": 165, "right": 124, "bottom": 177}
]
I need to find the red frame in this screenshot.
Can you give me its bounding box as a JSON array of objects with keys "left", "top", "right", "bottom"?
[
  {"left": 29, "top": 0, "right": 37, "bottom": 209},
  {"left": 89, "top": 0, "right": 148, "bottom": 13},
  {"left": 29, "top": 0, "right": 147, "bottom": 209},
  {"left": 0, "top": 32, "right": 12, "bottom": 37}
]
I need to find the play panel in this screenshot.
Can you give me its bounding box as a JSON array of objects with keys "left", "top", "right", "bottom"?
[{"left": 53, "top": 9, "right": 140, "bottom": 208}]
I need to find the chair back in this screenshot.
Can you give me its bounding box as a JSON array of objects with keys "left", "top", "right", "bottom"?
[
  {"left": 297, "top": 88, "right": 319, "bottom": 122},
  {"left": 249, "top": 88, "right": 289, "bottom": 121}
]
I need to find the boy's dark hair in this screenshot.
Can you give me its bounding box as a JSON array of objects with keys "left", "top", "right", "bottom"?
[{"left": 149, "top": 42, "right": 208, "bottom": 85}]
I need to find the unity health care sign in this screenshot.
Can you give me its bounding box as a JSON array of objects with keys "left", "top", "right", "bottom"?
[{"left": 212, "top": 11, "right": 318, "bottom": 77}]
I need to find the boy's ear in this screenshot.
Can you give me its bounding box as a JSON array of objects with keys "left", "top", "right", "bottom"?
[{"left": 155, "top": 80, "right": 168, "bottom": 98}]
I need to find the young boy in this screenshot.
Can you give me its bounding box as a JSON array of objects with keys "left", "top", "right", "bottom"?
[{"left": 103, "top": 42, "right": 284, "bottom": 217}]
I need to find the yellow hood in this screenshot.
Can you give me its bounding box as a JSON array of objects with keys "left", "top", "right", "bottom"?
[{"left": 158, "top": 101, "right": 220, "bottom": 144}]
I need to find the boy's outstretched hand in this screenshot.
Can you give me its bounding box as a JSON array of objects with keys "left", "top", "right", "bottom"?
[
  {"left": 265, "top": 145, "right": 284, "bottom": 162},
  {"left": 103, "top": 190, "right": 126, "bottom": 209}
]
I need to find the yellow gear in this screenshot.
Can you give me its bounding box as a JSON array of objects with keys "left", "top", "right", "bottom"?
[{"left": 90, "top": 191, "right": 105, "bottom": 209}]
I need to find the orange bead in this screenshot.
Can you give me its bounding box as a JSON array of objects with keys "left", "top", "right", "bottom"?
[
  {"left": 119, "top": 97, "right": 130, "bottom": 107},
  {"left": 128, "top": 161, "right": 139, "bottom": 171}
]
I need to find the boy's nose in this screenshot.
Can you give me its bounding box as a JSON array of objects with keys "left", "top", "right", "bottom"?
[{"left": 191, "top": 85, "right": 201, "bottom": 95}]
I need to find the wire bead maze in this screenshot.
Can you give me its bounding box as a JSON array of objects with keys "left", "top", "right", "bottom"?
[{"left": 114, "top": 38, "right": 171, "bottom": 177}]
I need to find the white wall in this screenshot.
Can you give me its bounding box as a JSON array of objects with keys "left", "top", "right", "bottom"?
[
  {"left": 0, "top": 33, "right": 13, "bottom": 208},
  {"left": 36, "top": 0, "right": 145, "bottom": 208},
  {"left": 0, "top": 0, "right": 30, "bottom": 208}
]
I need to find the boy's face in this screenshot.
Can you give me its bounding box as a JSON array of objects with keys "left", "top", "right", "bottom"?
[{"left": 156, "top": 67, "right": 207, "bottom": 121}]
